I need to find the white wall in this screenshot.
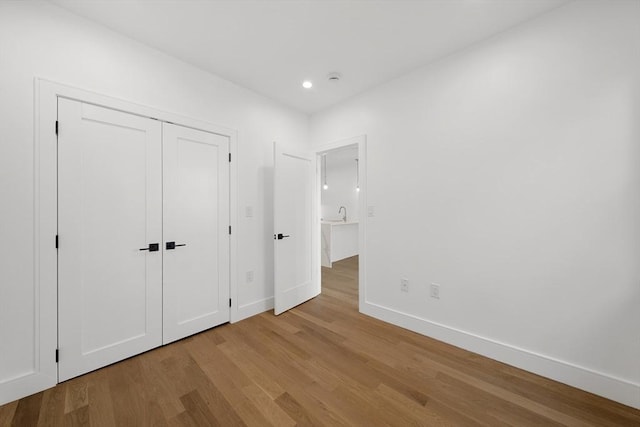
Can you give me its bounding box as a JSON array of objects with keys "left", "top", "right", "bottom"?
[
  {"left": 321, "top": 146, "right": 360, "bottom": 221},
  {"left": 311, "top": 0, "right": 640, "bottom": 408},
  {"left": 0, "top": 0, "right": 308, "bottom": 396}
]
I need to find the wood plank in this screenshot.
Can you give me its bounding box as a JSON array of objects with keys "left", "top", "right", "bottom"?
[
  {"left": 179, "top": 390, "right": 221, "bottom": 427},
  {"left": 197, "top": 360, "right": 273, "bottom": 427},
  {"left": 63, "top": 405, "right": 90, "bottom": 427},
  {"left": 241, "top": 383, "right": 295, "bottom": 427},
  {"left": 10, "top": 392, "right": 42, "bottom": 427},
  {"left": 64, "top": 379, "right": 88, "bottom": 414},
  {"left": 86, "top": 369, "right": 117, "bottom": 427},
  {"left": 374, "top": 382, "right": 454, "bottom": 427},
  {"left": 0, "top": 401, "right": 18, "bottom": 426},
  {"left": 36, "top": 385, "right": 66, "bottom": 426},
  {"left": 274, "top": 392, "right": 320, "bottom": 427}
]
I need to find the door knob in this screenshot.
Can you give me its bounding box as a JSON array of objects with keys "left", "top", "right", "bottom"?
[
  {"left": 139, "top": 243, "right": 159, "bottom": 252},
  {"left": 275, "top": 233, "right": 290, "bottom": 240},
  {"left": 166, "top": 241, "right": 187, "bottom": 250}
]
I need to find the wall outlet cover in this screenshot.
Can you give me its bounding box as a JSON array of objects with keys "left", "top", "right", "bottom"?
[{"left": 430, "top": 283, "right": 440, "bottom": 299}]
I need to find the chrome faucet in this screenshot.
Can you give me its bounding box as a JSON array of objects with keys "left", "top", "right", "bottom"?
[{"left": 338, "top": 206, "right": 347, "bottom": 222}]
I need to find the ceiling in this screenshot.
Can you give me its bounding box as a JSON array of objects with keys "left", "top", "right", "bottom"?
[{"left": 50, "top": 0, "right": 570, "bottom": 114}]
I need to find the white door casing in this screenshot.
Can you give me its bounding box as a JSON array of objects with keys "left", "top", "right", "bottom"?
[
  {"left": 273, "top": 143, "right": 320, "bottom": 315},
  {"left": 162, "top": 123, "right": 230, "bottom": 344},
  {"left": 57, "top": 99, "right": 163, "bottom": 381}
]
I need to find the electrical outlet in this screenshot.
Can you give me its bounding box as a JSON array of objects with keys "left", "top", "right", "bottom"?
[
  {"left": 400, "top": 278, "right": 409, "bottom": 293},
  {"left": 430, "top": 283, "right": 440, "bottom": 299},
  {"left": 246, "top": 270, "right": 254, "bottom": 283},
  {"left": 368, "top": 206, "right": 375, "bottom": 217},
  {"left": 245, "top": 206, "right": 254, "bottom": 218}
]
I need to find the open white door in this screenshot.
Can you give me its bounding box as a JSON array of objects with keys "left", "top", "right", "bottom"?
[
  {"left": 273, "top": 143, "right": 319, "bottom": 315},
  {"left": 162, "top": 123, "right": 230, "bottom": 344}
]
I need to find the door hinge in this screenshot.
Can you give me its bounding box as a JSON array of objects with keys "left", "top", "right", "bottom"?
[
  {"left": 229, "top": 298, "right": 232, "bottom": 308},
  {"left": 229, "top": 226, "right": 231, "bottom": 235},
  {"left": 229, "top": 153, "right": 231, "bottom": 162},
  {"left": 55, "top": 235, "right": 58, "bottom": 249},
  {"left": 55, "top": 121, "right": 58, "bottom": 136},
  {"left": 55, "top": 349, "right": 59, "bottom": 363}
]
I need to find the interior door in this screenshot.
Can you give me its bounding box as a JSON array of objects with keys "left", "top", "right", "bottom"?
[
  {"left": 162, "top": 123, "right": 230, "bottom": 344},
  {"left": 273, "top": 143, "right": 319, "bottom": 315},
  {"left": 57, "top": 98, "right": 162, "bottom": 381}
]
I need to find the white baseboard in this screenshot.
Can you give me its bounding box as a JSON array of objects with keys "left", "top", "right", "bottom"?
[
  {"left": 361, "top": 301, "right": 640, "bottom": 409},
  {"left": 234, "top": 297, "right": 274, "bottom": 323},
  {"left": 0, "top": 372, "right": 56, "bottom": 407}
]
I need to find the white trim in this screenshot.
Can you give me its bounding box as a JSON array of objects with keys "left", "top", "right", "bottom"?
[
  {"left": 228, "top": 130, "right": 240, "bottom": 323},
  {"left": 39, "top": 79, "right": 236, "bottom": 136},
  {"left": 361, "top": 301, "right": 640, "bottom": 409},
  {"left": 34, "top": 77, "right": 238, "bottom": 393},
  {"left": 236, "top": 297, "right": 275, "bottom": 322},
  {"left": 0, "top": 79, "right": 60, "bottom": 406},
  {"left": 314, "top": 135, "right": 367, "bottom": 312}
]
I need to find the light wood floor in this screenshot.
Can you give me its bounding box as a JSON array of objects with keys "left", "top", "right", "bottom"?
[{"left": 1, "top": 256, "right": 639, "bottom": 426}]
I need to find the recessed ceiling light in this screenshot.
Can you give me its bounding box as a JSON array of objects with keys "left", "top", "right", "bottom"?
[{"left": 302, "top": 81, "right": 313, "bottom": 89}]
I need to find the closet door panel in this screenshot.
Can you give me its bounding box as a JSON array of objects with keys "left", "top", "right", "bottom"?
[
  {"left": 57, "top": 99, "right": 162, "bottom": 381},
  {"left": 163, "top": 123, "right": 230, "bottom": 344}
]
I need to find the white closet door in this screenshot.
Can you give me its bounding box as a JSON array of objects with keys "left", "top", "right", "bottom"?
[
  {"left": 57, "top": 99, "right": 163, "bottom": 381},
  {"left": 162, "top": 123, "right": 230, "bottom": 344}
]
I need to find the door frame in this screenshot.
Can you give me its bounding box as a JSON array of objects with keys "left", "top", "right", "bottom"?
[
  {"left": 35, "top": 78, "right": 239, "bottom": 383},
  {"left": 313, "top": 135, "right": 367, "bottom": 311}
]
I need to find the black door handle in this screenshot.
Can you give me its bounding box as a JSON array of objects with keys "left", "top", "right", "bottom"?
[
  {"left": 166, "top": 241, "right": 187, "bottom": 250},
  {"left": 275, "top": 233, "right": 290, "bottom": 240},
  {"left": 139, "top": 243, "right": 159, "bottom": 252}
]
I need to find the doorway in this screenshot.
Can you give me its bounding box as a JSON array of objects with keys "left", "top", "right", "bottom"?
[
  {"left": 315, "top": 136, "right": 366, "bottom": 310},
  {"left": 272, "top": 136, "right": 366, "bottom": 315}
]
